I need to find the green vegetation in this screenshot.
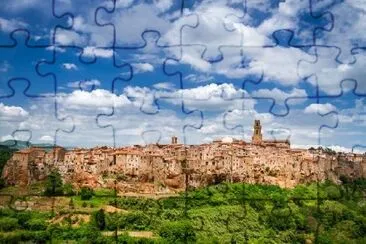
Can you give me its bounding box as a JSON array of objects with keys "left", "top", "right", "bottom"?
[
  {"left": 93, "top": 209, "right": 106, "bottom": 230},
  {"left": 44, "top": 171, "right": 64, "bottom": 196},
  {"left": 0, "top": 145, "right": 16, "bottom": 178},
  {"left": 0, "top": 178, "right": 365, "bottom": 243},
  {"left": 80, "top": 187, "right": 94, "bottom": 200}
]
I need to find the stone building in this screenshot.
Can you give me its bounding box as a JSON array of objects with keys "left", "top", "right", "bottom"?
[{"left": 2, "top": 120, "right": 365, "bottom": 192}]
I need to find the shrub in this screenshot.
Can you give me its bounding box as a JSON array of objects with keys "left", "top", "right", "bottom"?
[
  {"left": 0, "top": 217, "right": 19, "bottom": 231},
  {"left": 119, "top": 211, "right": 151, "bottom": 230},
  {"left": 26, "top": 218, "right": 47, "bottom": 231},
  {"left": 80, "top": 187, "right": 94, "bottom": 200},
  {"left": 82, "top": 202, "right": 88, "bottom": 208},
  {"left": 63, "top": 183, "right": 75, "bottom": 196},
  {"left": 16, "top": 212, "right": 32, "bottom": 228},
  {"left": 158, "top": 221, "right": 196, "bottom": 243}
]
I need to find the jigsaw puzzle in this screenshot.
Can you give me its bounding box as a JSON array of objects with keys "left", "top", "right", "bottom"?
[{"left": 0, "top": 0, "right": 365, "bottom": 243}]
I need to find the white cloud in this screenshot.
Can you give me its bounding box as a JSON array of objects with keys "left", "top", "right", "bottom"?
[
  {"left": 251, "top": 88, "right": 307, "bottom": 104},
  {"left": 0, "top": 17, "right": 28, "bottom": 32},
  {"left": 82, "top": 47, "right": 113, "bottom": 58},
  {"left": 46, "top": 46, "right": 66, "bottom": 53},
  {"left": 153, "top": 82, "right": 175, "bottom": 90},
  {"left": 184, "top": 74, "right": 214, "bottom": 83},
  {"left": 132, "top": 63, "right": 154, "bottom": 73},
  {"left": 0, "top": 103, "right": 29, "bottom": 121},
  {"left": 55, "top": 29, "right": 87, "bottom": 45},
  {"left": 125, "top": 83, "right": 248, "bottom": 111},
  {"left": 67, "top": 79, "right": 101, "bottom": 90},
  {"left": 57, "top": 89, "right": 131, "bottom": 109},
  {"left": 0, "top": 135, "right": 14, "bottom": 142},
  {"left": 39, "top": 135, "right": 53, "bottom": 141},
  {"left": 304, "top": 103, "right": 337, "bottom": 114},
  {"left": 153, "top": 0, "right": 173, "bottom": 11},
  {"left": 62, "top": 63, "right": 78, "bottom": 70},
  {"left": 99, "top": 4, "right": 172, "bottom": 46}
]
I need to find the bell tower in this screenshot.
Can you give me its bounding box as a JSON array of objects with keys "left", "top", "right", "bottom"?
[
  {"left": 252, "top": 120, "right": 262, "bottom": 144},
  {"left": 171, "top": 136, "right": 178, "bottom": 144}
]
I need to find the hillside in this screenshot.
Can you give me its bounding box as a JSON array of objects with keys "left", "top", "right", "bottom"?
[
  {"left": 0, "top": 180, "right": 365, "bottom": 243},
  {"left": 0, "top": 140, "right": 71, "bottom": 151}
]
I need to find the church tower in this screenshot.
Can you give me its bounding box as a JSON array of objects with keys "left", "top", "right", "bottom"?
[{"left": 252, "top": 120, "right": 262, "bottom": 144}]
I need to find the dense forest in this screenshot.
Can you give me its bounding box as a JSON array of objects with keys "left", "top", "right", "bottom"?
[{"left": 0, "top": 175, "right": 365, "bottom": 243}]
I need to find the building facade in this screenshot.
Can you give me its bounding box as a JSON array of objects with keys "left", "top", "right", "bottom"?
[{"left": 2, "top": 121, "right": 365, "bottom": 192}]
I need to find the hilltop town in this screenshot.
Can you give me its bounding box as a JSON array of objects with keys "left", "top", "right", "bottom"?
[{"left": 2, "top": 121, "right": 365, "bottom": 193}]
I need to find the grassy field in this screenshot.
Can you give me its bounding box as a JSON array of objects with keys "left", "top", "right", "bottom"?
[{"left": 0, "top": 179, "right": 365, "bottom": 243}]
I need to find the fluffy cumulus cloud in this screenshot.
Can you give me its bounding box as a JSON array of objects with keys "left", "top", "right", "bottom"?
[
  {"left": 251, "top": 88, "right": 307, "bottom": 104},
  {"left": 304, "top": 103, "right": 337, "bottom": 114},
  {"left": 57, "top": 89, "right": 131, "bottom": 109},
  {"left": 0, "top": 103, "right": 29, "bottom": 121},
  {"left": 0, "top": 82, "right": 362, "bottom": 149},
  {"left": 132, "top": 63, "right": 154, "bottom": 73},
  {"left": 47, "top": 0, "right": 365, "bottom": 93}
]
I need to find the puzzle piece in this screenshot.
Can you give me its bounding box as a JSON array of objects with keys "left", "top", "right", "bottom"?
[
  {"left": 96, "top": 93, "right": 203, "bottom": 146},
  {"left": 52, "top": 0, "right": 114, "bottom": 50},
  {"left": 179, "top": 0, "right": 333, "bottom": 63},
  {"left": 0, "top": 0, "right": 55, "bottom": 46},
  {"left": 224, "top": 100, "right": 338, "bottom": 147},
  {"left": 0, "top": 80, "right": 74, "bottom": 147},
  {"left": 312, "top": 0, "right": 366, "bottom": 64},
  {"left": 0, "top": 33, "right": 54, "bottom": 97},
  {"left": 298, "top": 46, "right": 366, "bottom": 98},
  {"left": 218, "top": 42, "right": 313, "bottom": 116},
  {"left": 36, "top": 47, "right": 131, "bottom": 147},
  {"left": 317, "top": 83, "right": 366, "bottom": 163},
  {"left": 95, "top": 0, "right": 194, "bottom": 48}
]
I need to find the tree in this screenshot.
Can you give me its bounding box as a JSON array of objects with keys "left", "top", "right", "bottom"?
[
  {"left": 44, "top": 171, "right": 63, "bottom": 196},
  {"left": 93, "top": 209, "right": 106, "bottom": 230},
  {"left": 80, "top": 187, "right": 94, "bottom": 200}
]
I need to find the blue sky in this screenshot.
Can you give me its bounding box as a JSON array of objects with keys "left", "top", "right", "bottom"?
[{"left": 0, "top": 0, "right": 365, "bottom": 152}]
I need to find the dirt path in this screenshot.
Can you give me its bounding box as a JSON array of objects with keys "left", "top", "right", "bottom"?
[{"left": 102, "top": 231, "right": 155, "bottom": 239}]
